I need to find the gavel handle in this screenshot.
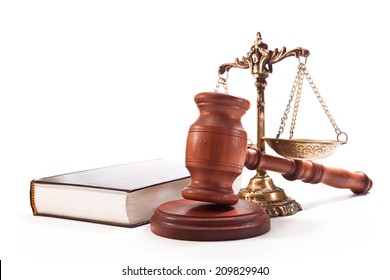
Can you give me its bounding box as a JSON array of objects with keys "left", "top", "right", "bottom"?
[{"left": 245, "top": 148, "right": 372, "bottom": 194}]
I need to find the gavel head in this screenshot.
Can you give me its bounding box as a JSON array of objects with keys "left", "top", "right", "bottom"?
[{"left": 182, "top": 92, "right": 250, "bottom": 205}]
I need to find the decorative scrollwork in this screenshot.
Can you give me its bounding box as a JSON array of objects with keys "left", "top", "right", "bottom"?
[
  {"left": 264, "top": 138, "right": 345, "bottom": 160},
  {"left": 218, "top": 32, "right": 310, "bottom": 78}
]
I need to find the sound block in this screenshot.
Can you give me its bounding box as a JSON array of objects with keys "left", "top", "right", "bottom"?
[{"left": 150, "top": 199, "right": 270, "bottom": 241}]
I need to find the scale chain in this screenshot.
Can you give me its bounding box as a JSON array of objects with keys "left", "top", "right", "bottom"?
[
  {"left": 276, "top": 64, "right": 303, "bottom": 138},
  {"left": 289, "top": 65, "right": 305, "bottom": 138},
  {"left": 214, "top": 77, "right": 229, "bottom": 94},
  {"left": 276, "top": 62, "right": 346, "bottom": 141},
  {"left": 300, "top": 63, "right": 342, "bottom": 137}
]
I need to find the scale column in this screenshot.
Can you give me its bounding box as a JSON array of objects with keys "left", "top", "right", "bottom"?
[{"left": 237, "top": 74, "right": 302, "bottom": 217}]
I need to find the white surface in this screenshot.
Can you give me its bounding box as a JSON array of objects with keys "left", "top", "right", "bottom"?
[{"left": 1, "top": 1, "right": 388, "bottom": 279}]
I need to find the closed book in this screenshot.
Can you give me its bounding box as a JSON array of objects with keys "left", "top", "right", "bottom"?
[{"left": 30, "top": 159, "right": 190, "bottom": 227}]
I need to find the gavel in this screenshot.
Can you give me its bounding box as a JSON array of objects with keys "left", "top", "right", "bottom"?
[
  {"left": 151, "top": 91, "right": 372, "bottom": 241},
  {"left": 182, "top": 92, "right": 372, "bottom": 206}
]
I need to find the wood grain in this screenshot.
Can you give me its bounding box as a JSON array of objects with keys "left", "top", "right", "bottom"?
[{"left": 150, "top": 199, "right": 270, "bottom": 241}]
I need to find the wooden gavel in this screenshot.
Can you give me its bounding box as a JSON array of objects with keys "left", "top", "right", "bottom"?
[{"left": 182, "top": 92, "right": 372, "bottom": 205}]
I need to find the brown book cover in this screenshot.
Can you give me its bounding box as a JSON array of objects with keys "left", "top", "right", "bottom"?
[{"left": 30, "top": 159, "right": 190, "bottom": 227}]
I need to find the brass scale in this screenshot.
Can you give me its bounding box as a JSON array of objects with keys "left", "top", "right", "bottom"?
[{"left": 214, "top": 32, "right": 348, "bottom": 217}]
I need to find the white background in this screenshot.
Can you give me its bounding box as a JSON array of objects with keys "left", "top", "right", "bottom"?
[{"left": 1, "top": 0, "right": 388, "bottom": 279}]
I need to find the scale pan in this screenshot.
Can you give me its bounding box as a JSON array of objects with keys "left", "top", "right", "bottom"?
[{"left": 263, "top": 138, "right": 346, "bottom": 160}]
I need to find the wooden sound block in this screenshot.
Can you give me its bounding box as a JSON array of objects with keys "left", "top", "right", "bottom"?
[{"left": 150, "top": 199, "right": 270, "bottom": 241}]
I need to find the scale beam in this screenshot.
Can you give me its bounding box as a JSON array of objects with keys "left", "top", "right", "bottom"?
[{"left": 218, "top": 32, "right": 309, "bottom": 77}]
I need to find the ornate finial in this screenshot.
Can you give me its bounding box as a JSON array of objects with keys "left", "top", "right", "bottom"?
[
  {"left": 255, "top": 32, "right": 262, "bottom": 43},
  {"left": 246, "top": 32, "right": 272, "bottom": 77}
]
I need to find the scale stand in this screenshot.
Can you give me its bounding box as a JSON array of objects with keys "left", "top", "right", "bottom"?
[{"left": 218, "top": 32, "right": 309, "bottom": 217}]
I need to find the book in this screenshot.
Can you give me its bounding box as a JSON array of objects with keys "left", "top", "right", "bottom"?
[{"left": 30, "top": 159, "right": 191, "bottom": 227}]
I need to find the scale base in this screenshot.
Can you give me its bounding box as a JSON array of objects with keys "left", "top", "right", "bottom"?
[
  {"left": 150, "top": 199, "right": 270, "bottom": 241},
  {"left": 238, "top": 171, "right": 302, "bottom": 217}
]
